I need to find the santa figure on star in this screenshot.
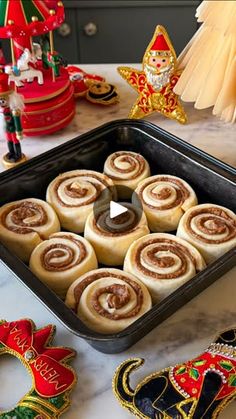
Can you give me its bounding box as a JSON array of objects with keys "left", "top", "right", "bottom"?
[{"left": 118, "top": 25, "right": 187, "bottom": 124}]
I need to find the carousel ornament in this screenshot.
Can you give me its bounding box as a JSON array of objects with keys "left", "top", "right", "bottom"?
[
  {"left": 0, "top": 71, "right": 27, "bottom": 169},
  {"left": 113, "top": 327, "right": 236, "bottom": 419},
  {"left": 0, "top": 0, "right": 75, "bottom": 136},
  {"left": 0, "top": 319, "right": 77, "bottom": 418},
  {"left": 118, "top": 25, "right": 187, "bottom": 124}
]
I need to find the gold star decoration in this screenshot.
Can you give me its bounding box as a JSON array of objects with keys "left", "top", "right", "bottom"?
[{"left": 118, "top": 25, "right": 187, "bottom": 124}]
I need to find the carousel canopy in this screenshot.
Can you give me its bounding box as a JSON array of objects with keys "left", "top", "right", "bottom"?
[{"left": 0, "top": 0, "right": 64, "bottom": 38}]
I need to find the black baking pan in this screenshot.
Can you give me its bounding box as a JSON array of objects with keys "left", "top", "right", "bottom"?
[{"left": 0, "top": 119, "right": 235, "bottom": 353}]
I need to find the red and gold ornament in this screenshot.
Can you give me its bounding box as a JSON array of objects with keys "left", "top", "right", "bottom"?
[
  {"left": 67, "top": 65, "right": 119, "bottom": 106},
  {"left": 118, "top": 25, "right": 187, "bottom": 124},
  {"left": 0, "top": 319, "right": 77, "bottom": 418},
  {"left": 113, "top": 327, "right": 236, "bottom": 418},
  {"left": 67, "top": 65, "right": 105, "bottom": 98}
]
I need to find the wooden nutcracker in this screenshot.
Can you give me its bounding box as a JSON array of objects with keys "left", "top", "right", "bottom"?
[{"left": 0, "top": 71, "right": 26, "bottom": 168}]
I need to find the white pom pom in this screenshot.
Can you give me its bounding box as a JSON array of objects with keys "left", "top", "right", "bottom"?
[{"left": 8, "top": 91, "right": 25, "bottom": 111}]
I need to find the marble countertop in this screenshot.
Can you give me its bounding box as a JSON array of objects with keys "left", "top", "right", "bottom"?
[{"left": 0, "top": 64, "right": 235, "bottom": 418}]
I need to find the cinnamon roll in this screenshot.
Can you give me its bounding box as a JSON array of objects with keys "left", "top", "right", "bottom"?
[
  {"left": 103, "top": 151, "right": 150, "bottom": 199},
  {"left": 133, "top": 175, "right": 197, "bottom": 232},
  {"left": 0, "top": 198, "right": 60, "bottom": 262},
  {"left": 65, "top": 268, "right": 152, "bottom": 334},
  {"left": 84, "top": 202, "right": 150, "bottom": 265},
  {"left": 124, "top": 233, "right": 206, "bottom": 301},
  {"left": 46, "top": 170, "right": 116, "bottom": 233},
  {"left": 177, "top": 204, "right": 236, "bottom": 263},
  {"left": 29, "top": 232, "right": 98, "bottom": 298}
]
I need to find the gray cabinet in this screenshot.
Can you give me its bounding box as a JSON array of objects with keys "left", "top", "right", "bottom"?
[
  {"left": 55, "top": 0, "right": 200, "bottom": 63},
  {"left": 1, "top": 1, "right": 201, "bottom": 64}
]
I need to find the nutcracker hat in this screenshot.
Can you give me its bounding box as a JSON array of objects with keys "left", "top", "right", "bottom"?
[
  {"left": 145, "top": 25, "right": 176, "bottom": 59},
  {"left": 0, "top": 72, "right": 13, "bottom": 97}
]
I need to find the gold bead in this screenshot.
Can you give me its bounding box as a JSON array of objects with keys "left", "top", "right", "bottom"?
[
  {"left": 192, "top": 388, "right": 197, "bottom": 394},
  {"left": 57, "top": 1, "right": 63, "bottom": 6},
  {"left": 31, "top": 16, "right": 38, "bottom": 22},
  {"left": 50, "top": 9, "right": 56, "bottom": 15},
  {"left": 8, "top": 20, "right": 14, "bottom": 25}
]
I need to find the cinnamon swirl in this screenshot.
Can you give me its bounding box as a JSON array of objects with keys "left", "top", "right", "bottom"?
[
  {"left": 84, "top": 202, "right": 150, "bottom": 265},
  {"left": 65, "top": 268, "right": 152, "bottom": 334},
  {"left": 103, "top": 151, "right": 150, "bottom": 199},
  {"left": 124, "top": 233, "right": 206, "bottom": 301},
  {"left": 29, "top": 232, "right": 98, "bottom": 298},
  {"left": 0, "top": 198, "right": 60, "bottom": 262},
  {"left": 133, "top": 175, "right": 197, "bottom": 232},
  {"left": 177, "top": 204, "right": 236, "bottom": 263},
  {"left": 46, "top": 170, "right": 116, "bottom": 233}
]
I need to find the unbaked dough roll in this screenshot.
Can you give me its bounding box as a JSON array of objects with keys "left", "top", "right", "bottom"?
[
  {"left": 177, "top": 204, "right": 236, "bottom": 263},
  {"left": 46, "top": 170, "right": 116, "bottom": 233},
  {"left": 0, "top": 198, "right": 60, "bottom": 262},
  {"left": 103, "top": 151, "right": 150, "bottom": 198},
  {"left": 65, "top": 268, "right": 152, "bottom": 334},
  {"left": 84, "top": 202, "right": 150, "bottom": 265},
  {"left": 133, "top": 175, "right": 197, "bottom": 232},
  {"left": 29, "top": 232, "right": 98, "bottom": 298},
  {"left": 124, "top": 233, "right": 206, "bottom": 302}
]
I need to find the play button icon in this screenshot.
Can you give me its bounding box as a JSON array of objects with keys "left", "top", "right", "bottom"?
[
  {"left": 110, "top": 201, "right": 128, "bottom": 219},
  {"left": 92, "top": 185, "right": 144, "bottom": 235}
]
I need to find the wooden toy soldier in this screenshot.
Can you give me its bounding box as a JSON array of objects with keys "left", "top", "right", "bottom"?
[{"left": 0, "top": 71, "right": 26, "bottom": 168}]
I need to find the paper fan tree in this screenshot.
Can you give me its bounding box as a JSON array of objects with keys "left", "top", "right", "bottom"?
[{"left": 174, "top": 0, "right": 236, "bottom": 123}]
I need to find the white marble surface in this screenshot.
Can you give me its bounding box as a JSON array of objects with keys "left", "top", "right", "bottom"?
[{"left": 0, "top": 64, "right": 235, "bottom": 418}]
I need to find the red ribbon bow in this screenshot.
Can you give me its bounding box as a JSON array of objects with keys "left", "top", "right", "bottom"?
[{"left": 0, "top": 319, "right": 76, "bottom": 398}]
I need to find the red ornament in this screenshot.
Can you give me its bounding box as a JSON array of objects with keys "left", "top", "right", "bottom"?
[
  {"left": 67, "top": 65, "right": 119, "bottom": 106},
  {"left": 113, "top": 327, "right": 236, "bottom": 418},
  {"left": 67, "top": 65, "right": 105, "bottom": 97},
  {"left": 0, "top": 319, "right": 77, "bottom": 418}
]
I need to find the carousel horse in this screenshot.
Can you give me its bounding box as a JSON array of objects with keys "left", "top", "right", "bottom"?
[
  {"left": 40, "top": 34, "right": 67, "bottom": 77},
  {"left": 113, "top": 328, "right": 236, "bottom": 418},
  {"left": 5, "top": 48, "right": 44, "bottom": 87}
]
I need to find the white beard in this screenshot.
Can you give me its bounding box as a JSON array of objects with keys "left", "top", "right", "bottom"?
[{"left": 144, "top": 64, "right": 173, "bottom": 91}]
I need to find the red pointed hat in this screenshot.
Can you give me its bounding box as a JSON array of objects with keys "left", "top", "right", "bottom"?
[
  {"left": 145, "top": 26, "right": 174, "bottom": 57},
  {"left": 150, "top": 33, "right": 170, "bottom": 52},
  {"left": 0, "top": 72, "right": 13, "bottom": 96}
]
